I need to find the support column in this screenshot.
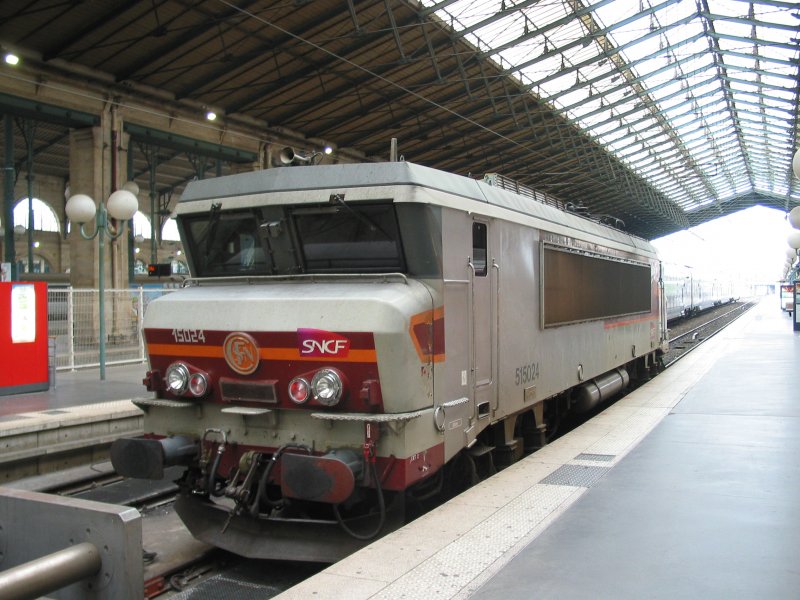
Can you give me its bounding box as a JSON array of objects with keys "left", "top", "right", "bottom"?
[
  {"left": 3, "top": 115, "right": 15, "bottom": 279},
  {"left": 68, "top": 127, "right": 105, "bottom": 288},
  {"left": 109, "top": 111, "right": 132, "bottom": 290}
]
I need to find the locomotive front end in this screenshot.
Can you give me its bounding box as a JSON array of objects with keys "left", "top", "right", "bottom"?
[
  {"left": 113, "top": 280, "right": 436, "bottom": 560},
  {"left": 110, "top": 167, "right": 444, "bottom": 561}
]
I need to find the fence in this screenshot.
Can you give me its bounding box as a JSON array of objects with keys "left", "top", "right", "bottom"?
[{"left": 47, "top": 286, "right": 176, "bottom": 371}]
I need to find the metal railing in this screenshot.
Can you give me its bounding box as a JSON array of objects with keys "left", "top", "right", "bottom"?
[{"left": 47, "top": 286, "right": 175, "bottom": 371}]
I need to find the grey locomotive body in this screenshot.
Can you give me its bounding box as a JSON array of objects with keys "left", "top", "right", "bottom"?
[{"left": 111, "top": 162, "right": 667, "bottom": 561}]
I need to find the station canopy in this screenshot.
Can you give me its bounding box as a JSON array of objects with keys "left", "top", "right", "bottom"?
[
  {"left": 0, "top": 0, "right": 798, "bottom": 240},
  {"left": 420, "top": 0, "right": 799, "bottom": 236}
]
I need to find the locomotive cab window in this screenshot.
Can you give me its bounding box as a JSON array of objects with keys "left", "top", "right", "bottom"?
[
  {"left": 472, "top": 222, "right": 487, "bottom": 276},
  {"left": 183, "top": 209, "right": 268, "bottom": 277},
  {"left": 292, "top": 202, "right": 405, "bottom": 273}
]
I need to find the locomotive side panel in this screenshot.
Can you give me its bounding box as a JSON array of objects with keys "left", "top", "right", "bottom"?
[
  {"left": 489, "top": 220, "right": 661, "bottom": 427},
  {"left": 432, "top": 192, "right": 663, "bottom": 448}
]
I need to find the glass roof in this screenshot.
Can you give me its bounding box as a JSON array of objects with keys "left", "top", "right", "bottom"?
[{"left": 420, "top": 0, "right": 800, "bottom": 214}]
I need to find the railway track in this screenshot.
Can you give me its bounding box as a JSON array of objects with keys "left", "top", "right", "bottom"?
[{"left": 662, "top": 301, "right": 755, "bottom": 367}]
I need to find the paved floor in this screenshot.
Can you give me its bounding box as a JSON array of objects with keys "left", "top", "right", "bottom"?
[
  {"left": 0, "top": 362, "right": 148, "bottom": 416},
  {"left": 470, "top": 301, "right": 800, "bottom": 599}
]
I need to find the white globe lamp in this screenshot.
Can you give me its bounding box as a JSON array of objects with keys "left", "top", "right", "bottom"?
[
  {"left": 65, "top": 194, "right": 97, "bottom": 224},
  {"left": 793, "top": 148, "right": 800, "bottom": 179},
  {"left": 789, "top": 206, "right": 800, "bottom": 230},
  {"left": 788, "top": 230, "right": 800, "bottom": 251},
  {"left": 106, "top": 190, "right": 139, "bottom": 221},
  {"left": 121, "top": 180, "right": 140, "bottom": 196}
]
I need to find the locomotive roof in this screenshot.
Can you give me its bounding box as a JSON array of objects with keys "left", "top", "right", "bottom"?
[
  {"left": 180, "top": 161, "right": 483, "bottom": 205},
  {"left": 181, "top": 161, "right": 656, "bottom": 255}
]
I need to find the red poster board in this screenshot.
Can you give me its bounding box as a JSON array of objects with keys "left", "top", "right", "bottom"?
[{"left": 0, "top": 281, "right": 49, "bottom": 395}]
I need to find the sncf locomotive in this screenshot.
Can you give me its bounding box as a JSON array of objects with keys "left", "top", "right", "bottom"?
[{"left": 111, "top": 161, "right": 669, "bottom": 562}]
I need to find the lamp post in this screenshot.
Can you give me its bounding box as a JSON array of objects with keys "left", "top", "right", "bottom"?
[{"left": 65, "top": 187, "right": 138, "bottom": 380}]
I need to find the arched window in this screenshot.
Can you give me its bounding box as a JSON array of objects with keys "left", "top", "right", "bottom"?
[
  {"left": 171, "top": 259, "right": 189, "bottom": 274},
  {"left": 162, "top": 218, "right": 180, "bottom": 242},
  {"left": 13, "top": 198, "right": 60, "bottom": 233},
  {"left": 134, "top": 259, "right": 148, "bottom": 274},
  {"left": 133, "top": 211, "right": 152, "bottom": 239},
  {"left": 16, "top": 254, "right": 52, "bottom": 274}
]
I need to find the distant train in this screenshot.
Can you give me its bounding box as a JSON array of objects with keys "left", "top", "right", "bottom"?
[
  {"left": 111, "top": 162, "right": 669, "bottom": 562},
  {"left": 662, "top": 263, "right": 739, "bottom": 321}
]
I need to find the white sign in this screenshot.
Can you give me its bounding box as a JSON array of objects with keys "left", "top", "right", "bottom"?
[{"left": 11, "top": 284, "right": 36, "bottom": 343}]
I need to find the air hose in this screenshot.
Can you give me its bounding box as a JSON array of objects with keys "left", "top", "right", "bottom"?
[{"left": 332, "top": 459, "right": 386, "bottom": 541}]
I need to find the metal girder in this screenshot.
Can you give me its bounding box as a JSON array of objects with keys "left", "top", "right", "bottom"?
[
  {"left": 706, "top": 30, "right": 799, "bottom": 53},
  {"left": 124, "top": 123, "right": 256, "bottom": 163},
  {"left": 113, "top": 0, "right": 259, "bottom": 82},
  {"left": 173, "top": 2, "right": 350, "bottom": 105},
  {"left": 222, "top": 10, "right": 414, "bottom": 117},
  {"left": 496, "top": 0, "right": 692, "bottom": 78},
  {"left": 527, "top": 28, "right": 707, "bottom": 97},
  {"left": 347, "top": 0, "right": 362, "bottom": 33},
  {"left": 420, "top": 18, "right": 443, "bottom": 82},
  {"left": 0, "top": 93, "right": 99, "bottom": 129},
  {"left": 384, "top": 0, "right": 407, "bottom": 62},
  {"left": 457, "top": 0, "right": 589, "bottom": 43},
  {"left": 12, "top": 129, "right": 69, "bottom": 177},
  {"left": 544, "top": 42, "right": 706, "bottom": 104},
  {"left": 41, "top": 1, "right": 143, "bottom": 62},
  {"left": 702, "top": 10, "right": 800, "bottom": 33}
]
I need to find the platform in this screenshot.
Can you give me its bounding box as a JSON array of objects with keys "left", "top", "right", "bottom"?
[
  {"left": 276, "top": 297, "right": 800, "bottom": 599},
  {"left": 0, "top": 363, "right": 148, "bottom": 482}
]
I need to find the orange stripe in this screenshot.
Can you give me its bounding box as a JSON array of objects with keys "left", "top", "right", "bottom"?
[
  {"left": 409, "top": 306, "right": 446, "bottom": 363},
  {"left": 147, "top": 343, "right": 224, "bottom": 358},
  {"left": 603, "top": 313, "right": 657, "bottom": 329},
  {"left": 260, "top": 348, "right": 377, "bottom": 363},
  {"left": 147, "top": 343, "right": 376, "bottom": 363}
]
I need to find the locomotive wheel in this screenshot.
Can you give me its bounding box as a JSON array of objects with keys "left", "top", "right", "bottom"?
[{"left": 443, "top": 450, "right": 480, "bottom": 498}]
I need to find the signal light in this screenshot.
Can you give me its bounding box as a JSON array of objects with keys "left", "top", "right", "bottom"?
[
  {"left": 148, "top": 263, "right": 171, "bottom": 277},
  {"left": 288, "top": 377, "right": 310, "bottom": 404}
]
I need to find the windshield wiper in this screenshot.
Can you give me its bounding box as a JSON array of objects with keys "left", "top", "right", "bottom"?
[
  {"left": 204, "top": 202, "right": 222, "bottom": 258},
  {"left": 328, "top": 194, "right": 391, "bottom": 239}
]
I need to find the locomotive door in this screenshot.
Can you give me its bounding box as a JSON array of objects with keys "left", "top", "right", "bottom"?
[{"left": 470, "top": 221, "right": 495, "bottom": 420}]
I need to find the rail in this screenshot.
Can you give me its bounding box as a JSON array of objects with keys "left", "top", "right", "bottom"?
[{"left": 663, "top": 301, "right": 755, "bottom": 368}]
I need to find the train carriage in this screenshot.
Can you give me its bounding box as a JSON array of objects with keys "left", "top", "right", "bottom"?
[{"left": 111, "top": 161, "right": 668, "bottom": 562}]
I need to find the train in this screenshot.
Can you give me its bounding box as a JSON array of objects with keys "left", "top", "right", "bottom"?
[
  {"left": 780, "top": 282, "right": 794, "bottom": 313},
  {"left": 111, "top": 161, "right": 669, "bottom": 562},
  {"left": 662, "top": 264, "right": 739, "bottom": 321}
]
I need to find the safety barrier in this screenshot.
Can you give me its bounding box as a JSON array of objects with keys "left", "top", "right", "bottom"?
[
  {"left": 47, "top": 286, "right": 175, "bottom": 371},
  {"left": 0, "top": 488, "right": 142, "bottom": 599}
]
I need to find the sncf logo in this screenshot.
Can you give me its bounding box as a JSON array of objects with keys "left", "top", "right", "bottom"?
[{"left": 297, "top": 328, "right": 351, "bottom": 357}]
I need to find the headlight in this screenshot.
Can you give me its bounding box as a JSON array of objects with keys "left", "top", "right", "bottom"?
[
  {"left": 165, "top": 363, "right": 190, "bottom": 395},
  {"left": 288, "top": 377, "right": 310, "bottom": 404},
  {"left": 311, "top": 369, "right": 343, "bottom": 406}
]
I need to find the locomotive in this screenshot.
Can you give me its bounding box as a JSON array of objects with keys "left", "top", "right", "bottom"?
[{"left": 111, "top": 161, "right": 669, "bottom": 562}]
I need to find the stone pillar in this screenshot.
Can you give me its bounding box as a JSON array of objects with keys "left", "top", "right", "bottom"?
[
  {"left": 68, "top": 126, "right": 104, "bottom": 288},
  {"left": 68, "top": 114, "right": 133, "bottom": 289},
  {"left": 109, "top": 115, "right": 134, "bottom": 290}
]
